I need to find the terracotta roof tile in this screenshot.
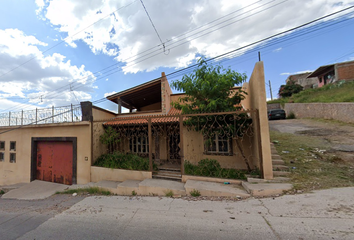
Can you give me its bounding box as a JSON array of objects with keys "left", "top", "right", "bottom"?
[{"left": 103, "top": 108, "right": 182, "bottom": 126}]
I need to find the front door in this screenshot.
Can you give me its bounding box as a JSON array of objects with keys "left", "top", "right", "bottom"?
[
  {"left": 169, "top": 134, "right": 181, "bottom": 164},
  {"left": 36, "top": 141, "right": 73, "bottom": 185}
]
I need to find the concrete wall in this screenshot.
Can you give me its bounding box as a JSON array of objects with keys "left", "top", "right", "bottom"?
[
  {"left": 284, "top": 102, "right": 354, "bottom": 123},
  {"left": 92, "top": 106, "right": 116, "bottom": 120},
  {"left": 140, "top": 102, "right": 162, "bottom": 111},
  {"left": 91, "top": 166, "right": 151, "bottom": 182},
  {"left": 0, "top": 122, "right": 91, "bottom": 186},
  {"left": 161, "top": 72, "right": 173, "bottom": 114},
  {"left": 241, "top": 61, "right": 273, "bottom": 179},
  {"left": 183, "top": 128, "right": 254, "bottom": 169}
]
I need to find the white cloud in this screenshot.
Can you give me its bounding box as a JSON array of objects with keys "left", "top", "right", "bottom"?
[
  {"left": 273, "top": 47, "right": 282, "bottom": 52},
  {"left": 104, "top": 91, "right": 116, "bottom": 98},
  {"left": 35, "top": 0, "right": 354, "bottom": 74},
  {"left": 0, "top": 28, "right": 96, "bottom": 110},
  {"left": 280, "top": 70, "right": 313, "bottom": 76}
]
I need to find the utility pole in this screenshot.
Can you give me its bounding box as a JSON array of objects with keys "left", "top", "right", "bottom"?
[{"left": 269, "top": 80, "right": 273, "bottom": 100}]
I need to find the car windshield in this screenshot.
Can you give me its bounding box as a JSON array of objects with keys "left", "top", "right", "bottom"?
[{"left": 271, "top": 110, "right": 284, "bottom": 114}]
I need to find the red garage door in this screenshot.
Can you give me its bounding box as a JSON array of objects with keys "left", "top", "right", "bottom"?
[{"left": 36, "top": 141, "right": 73, "bottom": 185}]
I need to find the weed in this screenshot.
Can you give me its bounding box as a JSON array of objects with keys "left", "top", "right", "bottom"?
[
  {"left": 326, "top": 155, "right": 343, "bottom": 163},
  {"left": 57, "top": 187, "right": 112, "bottom": 195},
  {"left": 0, "top": 190, "right": 5, "bottom": 195},
  {"left": 190, "top": 189, "right": 201, "bottom": 197},
  {"left": 270, "top": 130, "right": 354, "bottom": 192},
  {"left": 132, "top": 190, "right": 137, "bottom": 196},
  {"left": 165, "top": 190, "right": 174, "bottom": 197},
  {"left": 287, "top": 112, "right": 296, "bottom": 119}
]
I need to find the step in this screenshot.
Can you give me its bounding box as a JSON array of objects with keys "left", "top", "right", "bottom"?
[
  {"left": 138, "top": 179, "right": 186, "bottom": 196},
  {"left": 117, "top": 180, "right": 141, "bottom": 196},
  {"left": 93, "top": 180, "right": 121, "bottom": 194},
  {"left": 271, "top": 154, "right": 282, "bottom": 160},
  {"left": 272, "top": 159, "right": 284, "bottom": 165},
  {"left": 155, "top": 170, "right": 181, "bottom": 176},
  {"left": 184, "top": 180, "right": 250, "bottom": 198},
  {"left": 273, "top": 165, "right": 289, "bottom": 171},
  {"left": 153, "top": 169, "right": 182, "bottom": 181},
  {"left": 152, "top": 175, "right": 182, "bottom": 182},
  {"left": 273, "top": 171, "right": 291, "bottom": 177},
  {"left": 271, "top": 149, "right": 278, "bottom": 154},
  {"left": 242, "top": 182, "right": 292, "bottom": 197},
  {"left": 158, "top": 167, "right": 181, "bottom": 172}
]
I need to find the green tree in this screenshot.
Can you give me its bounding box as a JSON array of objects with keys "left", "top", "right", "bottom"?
[
  {"left": 171, "top": 58, "right": 247, "bottom": 113},
  {"left": 171, "top": 58, "right": 252, "bottom": 171},
  {"left": 279, "top": 80, "right": 303, "bottom": 98}
]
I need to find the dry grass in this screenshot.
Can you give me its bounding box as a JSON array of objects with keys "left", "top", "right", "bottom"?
[
  {"left": 56, "top": 187, "right": 112, "bottom": 196},
  {"left": 270, "top": 131, "right": 354, "bottom": 192}
]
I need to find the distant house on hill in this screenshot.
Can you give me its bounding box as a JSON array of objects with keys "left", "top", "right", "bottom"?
[
  {"left": 307, "top": 60, "right": 354, "bottom": 88},
  {"left": 285, "top": 72, "right": 317, "bottom": 89}
]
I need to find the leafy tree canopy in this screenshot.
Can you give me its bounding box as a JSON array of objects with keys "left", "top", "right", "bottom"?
[
  {"left": 278, "top": 80, "right": 303, "bottom": 98},
  {"left": 171, "top": 58, "right": 252, "bottom": 171},
  {"left": 171, "top": 58, "right": 247, "bottom": 113}
]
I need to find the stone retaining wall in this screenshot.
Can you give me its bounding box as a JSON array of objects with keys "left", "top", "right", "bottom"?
[{"left": 283, "top": 103, "right": 354, "bottom": 123}]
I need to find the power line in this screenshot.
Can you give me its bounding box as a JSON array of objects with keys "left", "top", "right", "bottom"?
[
  {"left": 2, "top": 4, "right": 354, "bottom": 113},
  {"left": 139, "top": 0, "right": 164, "bottom": 47},
  {"left": 0, "top": 0, "right": 288, "bottom": 111}
]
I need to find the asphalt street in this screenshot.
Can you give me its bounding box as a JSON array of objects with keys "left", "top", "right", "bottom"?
[{"left": 1, "top": 187, "right": 353, "bottom": 240}]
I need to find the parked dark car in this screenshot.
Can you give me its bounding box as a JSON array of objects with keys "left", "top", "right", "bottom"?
[{"left": 267, "top": 109, "right": 286, "bottom": 120}]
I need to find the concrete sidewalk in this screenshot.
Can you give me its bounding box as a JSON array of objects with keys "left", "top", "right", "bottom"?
[
  {"left": 1, "top": 178, "right": 292, "bottom": 200},
  {"left": 1, "top": 180, "right": 68, "bottom": 200},
  {"left": 69, "top": 178, "right": 292, "bottom": 199}
]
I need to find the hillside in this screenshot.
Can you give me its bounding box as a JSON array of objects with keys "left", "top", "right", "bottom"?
[{"left": 268, "top": 81, "right": 354, "bottom": 104}]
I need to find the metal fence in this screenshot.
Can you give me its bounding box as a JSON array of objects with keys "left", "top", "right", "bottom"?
[
  {"left": 92, "top": 109, "right": 261, "bottom": 174},
  {"left": 0, "top": 104, "right": 82, "bottom": 126}
]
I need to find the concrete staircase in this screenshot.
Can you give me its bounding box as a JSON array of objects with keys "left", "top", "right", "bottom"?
[
  {"left": 271, "top": 143, "right": 291, "bottom": 179},
  {"left": 152, "top": 166, "right": 182, "bottom": 182}
]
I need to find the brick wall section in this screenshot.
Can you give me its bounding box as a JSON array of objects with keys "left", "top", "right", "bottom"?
[
  {"left": 284, "top": 103, "right": 354, "bottom": 123},
  {"left": 337, "top": 61, "right": 354, "bottom": 81}
]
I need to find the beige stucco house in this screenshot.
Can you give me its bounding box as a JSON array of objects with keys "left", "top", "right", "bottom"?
[{"left": 0, "top": 61, "right": 272, "bottom": 187}]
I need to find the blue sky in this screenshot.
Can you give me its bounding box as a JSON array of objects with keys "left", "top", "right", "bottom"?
[{"left": 0, "top": 0, "right": 353, "bottom": 114}]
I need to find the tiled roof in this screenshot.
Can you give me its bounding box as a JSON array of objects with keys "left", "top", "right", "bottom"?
[{"left": 103, "top": 108, "right": 182, "bottom": 126}]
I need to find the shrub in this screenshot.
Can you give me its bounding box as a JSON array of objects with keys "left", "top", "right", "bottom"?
[
  {"left": 197, "top": 158, "right": 221, "bottom": 177},
  {"left": 287, "top": 112, "right": 296, "bottom": 119},
  {"left": 94, "top": 152, "right": 158, "bottom": 171},
  {"left": 184, "top": 159, "right": 247, "bottom": 180}
]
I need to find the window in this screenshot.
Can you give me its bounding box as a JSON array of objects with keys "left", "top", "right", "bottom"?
[
  {"left": 10, "top": 141, "right": 16, "bottom": 151},
  {"left": 10, "top": 153, "right": 16, "bottom": 163},
  {"left": 205, "top": 135, "right": 232, "bottom": 155},
  {"left": 0, "top": 141, "right": 4, "bottom": 150},
  {"left": 0, "top": 152, "right": 4, "bottom": 162},
  {"left": 130, "top": 136, "right": 149, "bottom": 153}
]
